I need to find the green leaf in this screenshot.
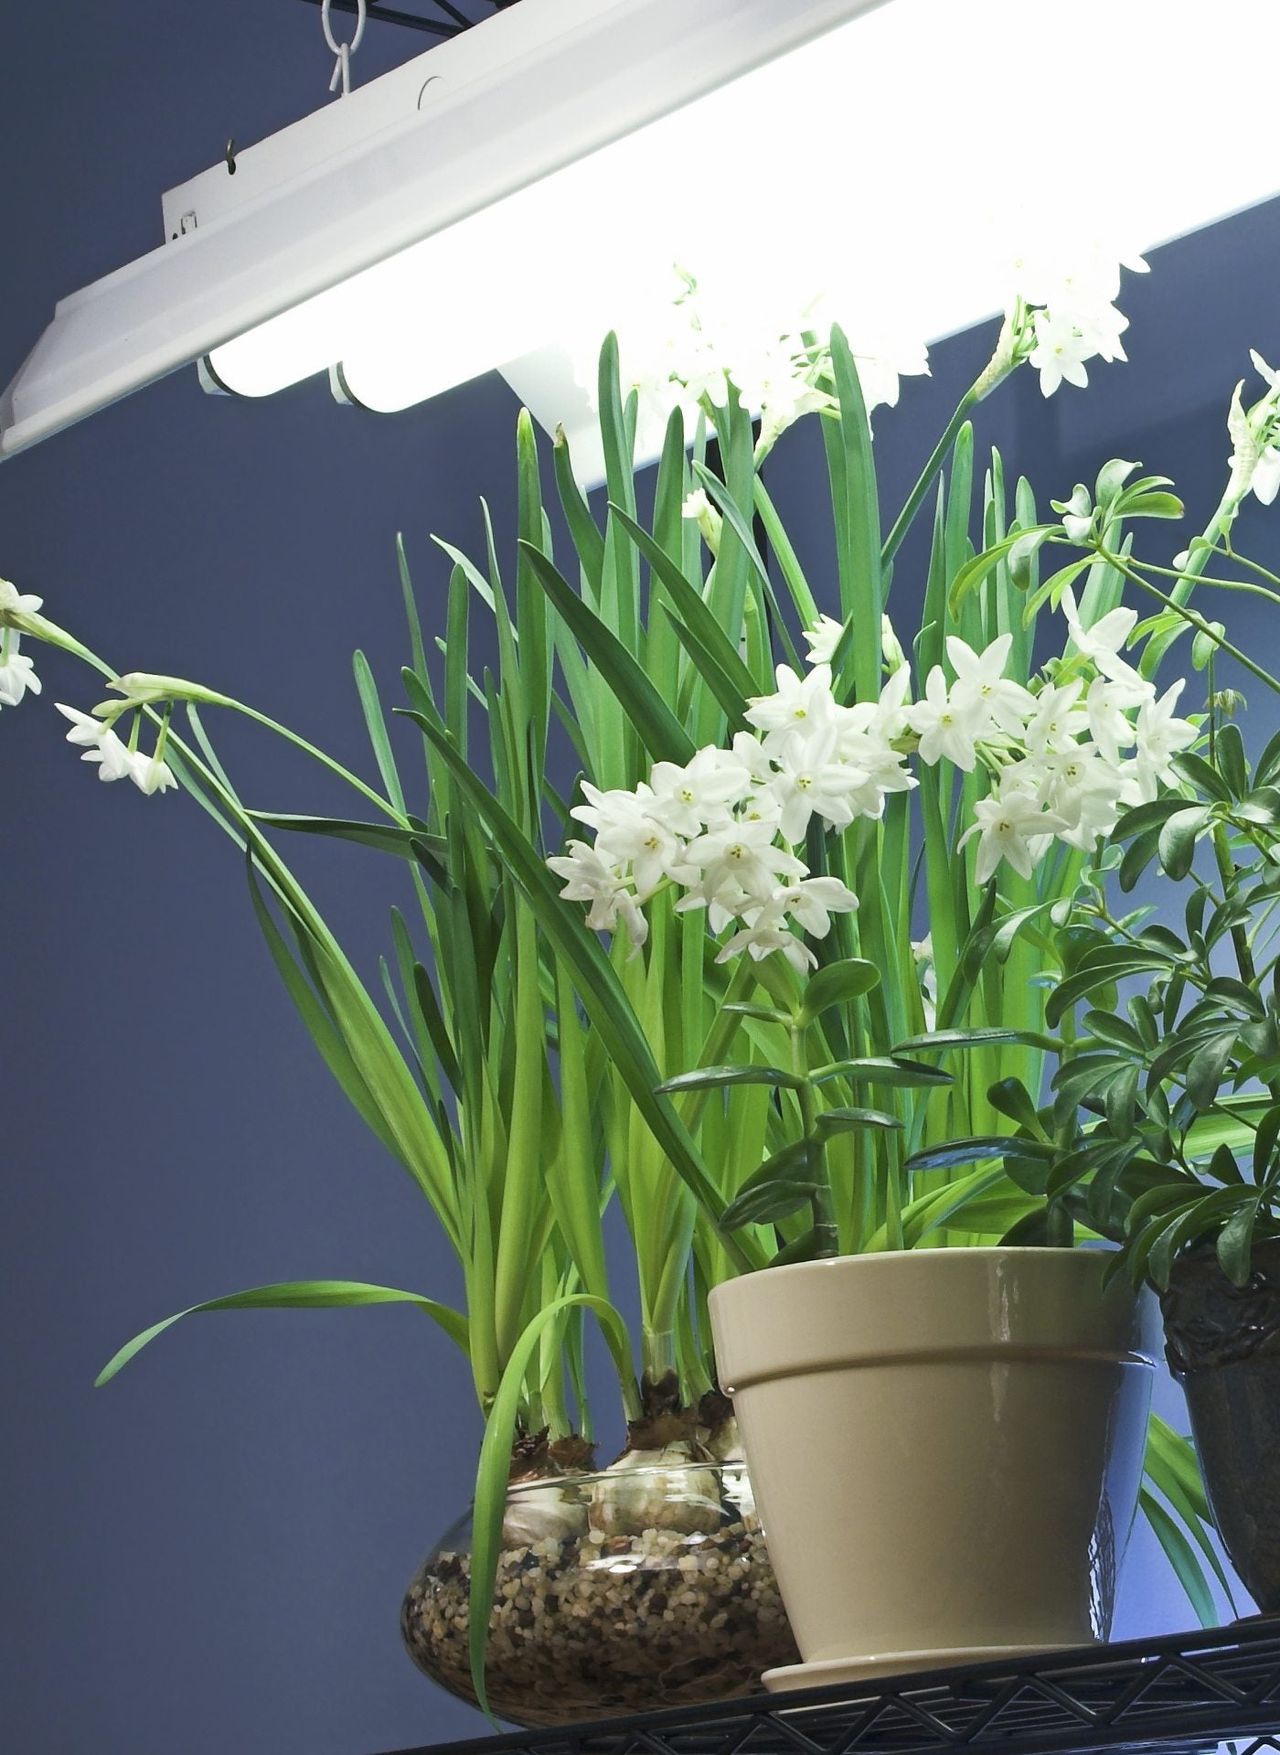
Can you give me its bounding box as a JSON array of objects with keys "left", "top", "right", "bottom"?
[
  {"left": 1216, "top": 723, "right": 1250, "bottom": 799},
  {"left": 801, "top": 957, "right": 882, "bottom": 1020},
  {"left": 97, "top": 1281, "right": 469, "bottom": 1387},
  {"left": 609, "top": 505, "right": 761, "bottom": 698},
  {"left": 986, "top": 1078, "right": 1047, "bottom": 1136},
  {"left": 893, "top": 1027, "right": 1057, "bottom": 1055},
  {"left": 1138, "top": 1489, "right": 1217, "bottom": 1628},
  {"left": 1158, "top": 806, "right": 1213, "bottom": 880},
  {"left": 655, "top": 1064, "right": 806, "bottom": 1094},
  {"left": 250, "top": 812, "right": 446, "bottom": 870},
  {"left": 809, "top": 1056, "right": 953, "bottom": 1088},
  {"left": 906, "top": 1135, "right": 1053, "bottom": 1172},
  {"left": 1186, "top": 1030, "right": 1239, "bottom": 1112},
  {"left": 816, "top": 1106, "right": 904, "bottom": 1137},
  {"left": 1216, "top": 1195, "right": 1261, "bottom": 1285},
  {"left": 518, "top": 542, "right": 696, "bottom": 767},
  {"left": 400, "top": 712, "right": 763, "bottom": 1272},
  {"left": 470, "top": 1294, "right": 631, "bottom": 1719}
]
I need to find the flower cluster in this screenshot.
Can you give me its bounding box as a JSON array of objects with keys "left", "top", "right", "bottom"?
[
  {"left": 584, "top": 270, "right": 930, "bottom": 464},
  {"left": 551, "top": 597, "right": 1197, "bottom": 969},
  {"left": 1006, "top": 239, "right": 1146, "bottom": 398}
]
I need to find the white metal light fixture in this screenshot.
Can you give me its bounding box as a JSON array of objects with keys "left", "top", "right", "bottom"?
[{"left": 3, "top": 0, "right": 1279, "bottom": 472}]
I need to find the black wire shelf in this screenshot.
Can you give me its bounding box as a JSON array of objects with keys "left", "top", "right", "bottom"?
[
  {"left": 291, "top": 0, "right": 518, "bottom": 41},
  {"left": 379, "top": 1623, "right": 1280, "bottom": 1755}
]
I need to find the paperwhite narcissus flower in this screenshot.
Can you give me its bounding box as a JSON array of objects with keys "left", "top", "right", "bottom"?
[
  {"left": 0, "top": 634, "right": 41, "bottom": 708},
  {"left": 716, "top": 909, "right": 818, "bottom": 974},
  {"left": 946, "top": 634, "right": 1037, "bottom": 735},
  {"left": 675, "top": 819, "right": 808, "bottom": 916},
  {"left": 1061, "top": 588, "right": 1151, "bottom": 699},
  {"left": 802, "top": 614, "right": 845, "bottom": 666},
  {"left": 1028, "top": 308, "right": 1096, "bottom": 395},
  {"left": 570, "top": 781, "right": 682, "bottom": 898},
  {"left": 1019, "top": 746, "right": 1128, "bottom": 851},
  {"left": 648, "top": 745, "right": 754, "bottom": 837},
  {"left": 1226, "top": 364, "right": 1280, "bottom": 507},
  {"left": 1130, "top": 681, "right": 1199, "bottom": 801},
  {"left": 959, "top": 781, "right": 1069, "bottom": 884},
  {"left": 129, "top": 751, "right": 178, "bottom": 796},
  {"left": 909, "top": 665, "right": 987, "bottom": 771},
  {"left": 1021, "top": 680, "right": 1089, "bottom": 758},
  {"left": 0, "top": 579, "right": 45, "bottom": 619},
  {"left": 745, "top": 663, "right": 837, "bottom": 746},
  {"left": 767, "top": 720, "right": 866, "bottom": 842},
  {"left": 1058, "top": 484, "right": 1095, "bottom": 546},
  {"left": 775, "top": 875, "right": 859, "bottom": 937},
  {"left": 57, "top": 701, "right": 134, "bottom": 782},
  {"left": 547, "top": 841, "right": 648, "bottom": 953}
]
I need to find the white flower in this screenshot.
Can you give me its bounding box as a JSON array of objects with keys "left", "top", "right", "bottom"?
[
  {"left": 1060, "top": 588, "right": 1151, "bottom": 698},
  {"left": 547, "top": 841, "right": 649, "bottom": 952},
  {"left": 569, "top": 783, "right": 679, "bottom": 898},
  {"left": 959, "top": 779, "right": 1069, "bottom": 884},
  {"left": 745, "top": 663, "right": 837, "bottom": 747},
  {"left": 727, "top": 731, "right": 775, "bottom": 793},
  {"left": 56, "top": 701, "right": 135, "bottom": 782},
  {"left": 1086, "top": 675, "right": 1143, "bottom": 766},
  {"left": 681, "top": 487, "right": 723, "bottom": 553},
  {"left": 1027, "top": 745, "right": 1127, "bottom": 851},
  {"left": 648, "top": 746, "right": 753, "bottom": 837},
  {"left": 129, "top": 750, "right": 178, "bottom": 796},
  {"left": 912, "top": 933, "right": 937, "bottom": 1030},
  {"left": 1022, "top": 680, "right": 1089, "bottom": 758},
  {"left": 92, "top": 729, "right": 135, "bottom": 783},
  {"left": 0, "top": 579, "right": 44, "bottom": 618},
  {"left": 802, "top": 614, "right": 845, "bottom": 666},
  {"left": 674, "top": 820, "right": 807, "bottom": 927},
  {"left": 1130, "top": 680, "right": 1198, "bottom": 802},
  {"left": 767, "top": 721, "right": 865, "bottom": 842},
  {"left": 1252, "top": 350, "right": 1280, "bottom": 391},
  {"left": 947, "top": 633, "right": 1036, "bottom": 735},
  {"left": 1256, "top": 448, "right": 1280, "bottom": 507},
  {"left": 1029, "top": 308, "right": 1095, "bottom": 395},
  {"left": 56, "top": 703, "right": 104, "bottom": 748},
  {"left": 715, "top": 910, "right": 817, "bottom": 974},
  {"left": 1059, "top": 484, "right": 1095, "bottom": 546},
  {"left": 0, "top": 634, "right": 41, "bottom": 707},
  {"left": 775, "top": 874, "right": 859, "bottom": 937},
  {"left": 1226, "top": 376, "right": 1280, "bottom": 507},
  {"left": 909, "top": 665, "right": 987, "bottom": 771}
]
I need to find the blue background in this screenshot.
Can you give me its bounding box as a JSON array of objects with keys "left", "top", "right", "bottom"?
[{"left": 1, "top": 4, "right": 1277, "bottom": 1751}]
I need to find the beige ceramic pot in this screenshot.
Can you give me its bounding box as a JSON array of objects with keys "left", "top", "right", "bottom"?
[{"left": 709, "top": 1248, "right": 1159, "bottom": 1692}]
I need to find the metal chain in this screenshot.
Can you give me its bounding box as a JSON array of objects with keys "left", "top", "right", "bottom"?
[{"left": 321, "top": 0, "right": 367, "bottom": 96}]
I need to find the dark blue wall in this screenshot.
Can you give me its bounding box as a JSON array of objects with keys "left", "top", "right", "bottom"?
[{"left": 2, "top": 5, "right": 1277, "bottom": 1751}]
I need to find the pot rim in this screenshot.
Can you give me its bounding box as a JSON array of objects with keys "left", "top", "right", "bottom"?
[{"left": 709, "top": 1244, "right": 1120, "bottom": 1296}]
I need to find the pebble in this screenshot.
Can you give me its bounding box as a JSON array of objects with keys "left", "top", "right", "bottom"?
[{"left": 401, "top": 1512, "right": 798, "bottom": 1729}]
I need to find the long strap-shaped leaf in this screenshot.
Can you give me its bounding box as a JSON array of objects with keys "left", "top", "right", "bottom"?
[
  {"left": 469, "top": 1292, "right": 632, "bottom": 1721},
  {"left": 518, "top": 543, "right": 696, "bottom": 768},
  {"left": 96, "top": 1281, "right": 470, "bottom": 1386},
  {"left": 400, "top": 711, "right": 763, "bottom": 1275}
]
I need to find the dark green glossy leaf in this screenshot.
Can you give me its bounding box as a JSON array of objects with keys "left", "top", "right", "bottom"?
[
  {"left": 655, "top": 1064, "right": 806, "bottom": 1094},
  {"left": 802, "top": 957, "right": 882, "bottom": 1020},
  {"left": 810, "top": 1056, "right": 953, "bottom": 1089},
  {"left": 816, "top": 1106, "right": 904, "bottom": 1137}
]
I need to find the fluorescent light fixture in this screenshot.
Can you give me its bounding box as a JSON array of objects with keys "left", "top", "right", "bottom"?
[{"left": 3, "top": 0, "right": 1279, "bottom": 471}]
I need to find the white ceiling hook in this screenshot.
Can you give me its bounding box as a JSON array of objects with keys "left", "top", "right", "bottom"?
[{"left": 322, "top": 0, "right": 367, "bottom": 97}]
